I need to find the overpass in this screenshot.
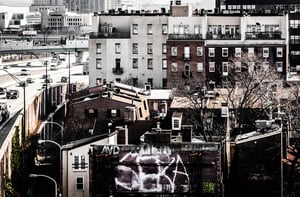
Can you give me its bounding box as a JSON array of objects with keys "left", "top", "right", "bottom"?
[{"left": 0, "top": 39, "right": 89, "bottom": 54}]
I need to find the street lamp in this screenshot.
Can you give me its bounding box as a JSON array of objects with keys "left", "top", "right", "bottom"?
[
  {"left": 2, "top": 69, "right": 26, "bottom": 140},
  {"left": 38, "top": 139, "right": 62, "bottom": 193},
  {"left": 41, "top": 121, "right": 64, "bottom": 144},
  {"left": 29, "top": 173, "right": 57, "bottom": 197}
]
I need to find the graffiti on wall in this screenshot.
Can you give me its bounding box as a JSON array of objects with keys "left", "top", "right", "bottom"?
[{"left": 115, "top": 146, "right": 190, "bottom": 193}]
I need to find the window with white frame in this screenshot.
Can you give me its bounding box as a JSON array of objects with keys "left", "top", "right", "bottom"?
[
  {"left": 111, "top": 109, "right": 118, "bottom": 117},
  {"left": 96, "top": 43, "right": 102, "bottom": 54},
  {"left": 194, "top": 25, "right": 201, "bottom": 34},
  {"left": 73, "top": 155, "right": 87, "bottom": 170},
  {"left": 262, "top": 62, "right": 269, "bottom": 71},
  {"left": 235, "top": 48, "right": 241, "bottom": 57},
  {"left": 162, "top": 44, "right": 167, "bottom": 54},
  {"left": 222, "top": 62, "right": 228, "bottom": 76},
  {"left": 235, "top": 61, "right": 242, "bottom": 72},
  {"left": 76, "top": 176, "right": 84, "bottom": 191},
  {"left": 115, "top": 43, "right": 121, "bottom": 54},
  {"left": 222, "top": 48, "right": 228, "bottom": 57},
  {"left": 248, "top": 62, "right": 255, "bottom": 72},
  {"left": 263, "top": 48, "right": 269, "bottom": 57},
  {"left": 248, "top": 47, "right": 254, "bottom": 57},
  {"left": 209, "top": 62, "right": 215, "bottom": 72},
  {"left": 162, "top": 24, "right": 168, "bottom": 34},
  {"left": 277, "top": 47, "right": 283, "bottom": 57},
  {"left": 197, "top": 62, "right": 203, "bottom": 72},
  {"left": 184, "top": 47, "right": 190, "bottom": 59},
  {"left": 276, "top": 62, "right": 283, "bottom": 72},
  {"left": 209, "top": 48, "right": 215, "bottom": 57},
  {"left": 132, "top": 43, "right": 138, "bottom": 54},
  {"left": 96, "top": 58, "right": 102, "bottom": 69},
  {"left": 132, "top": 24, "right": 138, "bottom": 34},
  {"left": 147, "top": 58, "right": 153, "bottom": 69},
  {"left": 133, "top": 58, "right": 138, "bottom": 68},
  {"left": 147, "top": 24, "right": 153, "bottom": 35},
  {"left": 171, "top": 63, "right": 178, "bottom": 72},
  {"left": 197, "top": 47, "right": 203, "bottom": 56},
  {"left": 171, "top": 47, "right": 177, "bottom": 56},
  {"left": 162, "top": 59, "right": 167, "bottom": 69},
  {"left": 173, "top": 119, "right": 180, "bottom": 129},
  {"left": 147, "top": 43, "right": 153, "bottom": 54}
]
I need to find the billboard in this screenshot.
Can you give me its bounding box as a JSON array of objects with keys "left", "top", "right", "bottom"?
[{"left": 91, "top": 143, "right": 222, "bottom": 197}]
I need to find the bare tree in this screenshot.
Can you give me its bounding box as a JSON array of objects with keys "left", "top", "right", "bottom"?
[{"left": 223, "top": 52, "right": 282, "bottom": 133}]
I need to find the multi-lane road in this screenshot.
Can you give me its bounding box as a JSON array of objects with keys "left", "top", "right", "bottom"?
[{"left": 0, "top": 55, "right": 89, "bottom": 116}]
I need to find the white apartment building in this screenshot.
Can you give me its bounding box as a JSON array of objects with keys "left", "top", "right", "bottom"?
[{"left": 89, "top": 14, "right": 168, "bottom": 88}]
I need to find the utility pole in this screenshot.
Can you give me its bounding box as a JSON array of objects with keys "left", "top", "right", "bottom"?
[
  {"left": 45, "top": 60, "right": 48, "bottom": 115},
  {"left": 68, "top": 50, "right": 71, "bottom": 97}
]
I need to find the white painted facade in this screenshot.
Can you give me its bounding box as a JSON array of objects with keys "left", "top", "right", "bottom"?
[{"left": 62, "top": 132, "right": 118, "bottom": 197}]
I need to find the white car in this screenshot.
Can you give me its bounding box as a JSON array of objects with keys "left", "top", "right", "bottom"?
[{"left": 21, "top": 69, "right": 31, "bottom": 75}]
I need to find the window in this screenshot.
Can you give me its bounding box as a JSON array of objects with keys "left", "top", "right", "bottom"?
[
  {"left": 147, "top": 58, "right": 153, "bottom": 69},
  {"left": 209, "top": 48, "right": 215, "bottom": 57},
  {"left": 139, "top": 107, "right": 143, "bottom": 118},
  {"left": 235, "top": 62, "right": 242, "bottom": 72},
  {"left": 96, "top": 78, "right": 102, "bottom": 85},
  {"left": 197, "top": 47, "right": 203, "bottom": 56},
  {"left": 76, "top": 177, "right": 84, "bottom": 191},
  {"left": 115, "top": 43, "right": 121, "bottom": 54},
  {"left": 194, "top": 25, "right": 201, "bottom": 34},
  {"left": 263, "top": 48, "right": 269, "bottom": 57},
  {"left": 184, "top": 47, "right": 190, "bottom": 59},
  {"left": 143, "top": 100, "right": 148, "bottom": 110},
  {"left": 96, "top": 58, "right": 102, "bottom": 69},
  {"left": 248, "top": 62, "right": 255, "bottom": 72},
  {"left": 162, "top": 44, "right": 167, "bottom": 54},
  {"left": 222, "top": 62, "right": 228, "bottom": 76},
  {"left": 132, "top": 24, "right": 138, "bottom": 34},
  {"left": 73, "top": 155, "right": 86, "bottom": 170},
  {"left": 133, "top": 58, "right": 138, "bottom": 68},
  {"left": 133, "top": 78, "right": 138, "bottom": 87},
  {"left": 173, "top": 82, "right": 177, "bottom": 89},
  {"left": 108, "top": 109, "right": 120, "bottom": 118},
  {"left": 147, "top": 78, "right": 153, "bottom": 88},
  {"left": 173, "top": 119, "right": 180, "bottom": 129},
  {"left": 147, "top": 43, "right": 153, "bottom": 54},
  {"left": 163, "top": 78, "right": 167, "bottom": 89},
  {"left": 115, "top": 58, "right": 121, "bottom": 69},
  {"left": 132, "top": 43, "right": 138, "bottom": 54},
  {"left": 276, "top": 62, "right": 283, "bottom": 72},
  {"left": 162, "top": 24, "right": 168, "bottom": 34},
  {"left": 184, "top": 63, "right": 190, "bottom": 76},
  {"left": 277, "top": 47, "right": 283, "bottom": 57},
  {"left": 262, "top": 62, "right": 269, "bottom": 71},
  {"left": 248, "top": 47, "right": 254, "bottom": 57},
  {"left": 85, "top": 108, "right": 97, "bottom": 117},
  {"left": 235, "top": 48, "right": 241, "bottom": 57},
  {"left": 209, "top": 62, "right": 215, "bottom": 72},
  {"left": 96, "top": 43, "right": 102, "bottom": 54},
  {"left": 171, "top": 47, "right": 177, "bottom": 56},
  {"left": 147, "top": 24, "right": 153, "bottom": 35},
  {"left": 197, "top": 62, "right": 203, "bottom": 72},
  {"left": 222, "top": 48, "right": 228, "bottom": 57},
  {"left": 162, "top": 59, "right": 167, "bottom": 69},
  {"left": 171, "top": 63, "right": 178, "bottom": 72}
]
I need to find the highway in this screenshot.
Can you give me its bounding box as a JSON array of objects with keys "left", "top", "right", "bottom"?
[{"left": 0, "top": 54, "right": 89, "bottom": 116}]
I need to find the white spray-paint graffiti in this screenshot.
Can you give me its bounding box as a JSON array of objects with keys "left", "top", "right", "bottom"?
[{"left": 115, "top": 146, "right": 190, "bottom": 193}]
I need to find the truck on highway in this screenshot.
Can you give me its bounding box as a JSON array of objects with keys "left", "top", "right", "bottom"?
[{"left": 0, "top": 102, "right": 10, "bottom": 123}]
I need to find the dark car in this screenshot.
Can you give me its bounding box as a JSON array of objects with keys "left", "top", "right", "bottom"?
[
  {"left": 0, "top": 87, "right": 7, "bottom": 95},
  {"left": 44, "top": 78, "right": 53, "bottom": 83},
  {"left": 61, "top": 76, "right": 68, "bottom": 83},
  {"left": 26, "top": 77, "right": 35, "bottom": 83},
  {"left": 6, "top": 89, "right": 19, "bottom": 99}
]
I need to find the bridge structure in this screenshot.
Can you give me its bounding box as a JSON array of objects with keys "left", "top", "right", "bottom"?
[{"left": 0, "top": 39, "right": 89, "bottom": 54}]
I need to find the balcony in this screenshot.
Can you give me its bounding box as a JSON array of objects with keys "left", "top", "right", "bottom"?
[
  {"left": 245, "top": 32, "right": 282, "bottom": 40},
  {"left": 168, "top": 34, "right": 203, "bottom": 40},
  {"left": 206, "top": 33, "right": 241, "bottom": 40},
  {"left": 112, "top": 67, "right": 124, "bottom": 75},
  {"left": 90, "top": 32, "right": 130, "bottom": 39}
]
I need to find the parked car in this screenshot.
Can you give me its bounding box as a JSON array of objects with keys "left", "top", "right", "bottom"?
[
  {"left": 0, "top": 87, "right": 7, "bottom": 95},
  {"left": 26, "top": 77, "right": 35, "bottom": 83},
  {"left": 50, "top": 65, "right": 58, "bottom": 71},
  {"left": 3, "top": 65, "right": 10, "bottom": 69},
  {"left": 26, "top": 62, "right": 32, "bottom": 67},
  {"left": 21, "top": 69, "right": 31, "bottom": 75},
  {"left": 6, "top": 89, "right": 19, "bottom": 99}
]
